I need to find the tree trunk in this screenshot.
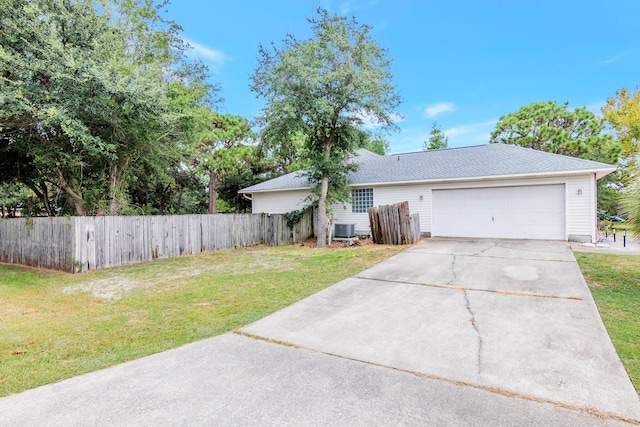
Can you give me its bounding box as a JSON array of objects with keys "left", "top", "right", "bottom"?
[
  {"left": 176, "top": 186, "right": 184, "bottom": 213},
  {"left": 28, "top": 181, "right": 53, "bottom": 216},
  {"left": 208, "top": 168, "right": 217, "bottom": 214},
  {"left": 316, "top": 176, "right": 329, "bottom": 248},
  {"left": 158, "top": 184, "right": 170, "bottom": 215},
  {"left": 55, "top": 168, "right": 85, "bottom": 216},
  {"left": 109, "top": 164, "right": 118, "bottom": 216},
  {"left": 316, "top": 141, "right": 333, "bottom": 248}
]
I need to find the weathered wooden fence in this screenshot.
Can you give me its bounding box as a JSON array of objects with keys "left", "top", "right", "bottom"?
[
  {"left": 0, "top": 217, "right": 74, "bottom": 272},
  {"left": 0, "top": 211, "right": 314, "bottom": 273},
  {"left": 368, "top": 201, "right": 421, "bottom": 245}
]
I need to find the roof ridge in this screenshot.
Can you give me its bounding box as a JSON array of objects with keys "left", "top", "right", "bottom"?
[
  {"left": 239, "top": 143, "right": 615, "bottom": 193},
  {"left": 390, "top": 143, "right": 489, "bottom": 156},
  {"left": 496, "top": 143, "right": 615, "bottom": 167}
]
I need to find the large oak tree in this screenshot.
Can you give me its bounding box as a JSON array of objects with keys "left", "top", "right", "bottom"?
[
  {"left": 250, "top": 8, "right": 401, "bottom": 247},
  {"left": 0, "top": 0, "right": 217, "bottom": 215}
]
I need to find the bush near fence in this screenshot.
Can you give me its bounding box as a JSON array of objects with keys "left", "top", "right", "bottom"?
[{"left": 0, "top": 211, "right": 314, "bottom": 273}]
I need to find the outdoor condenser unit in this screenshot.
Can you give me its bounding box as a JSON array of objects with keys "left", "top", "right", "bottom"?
[{"left": 334, "top": 223, "right": 356, "bottom": 238}]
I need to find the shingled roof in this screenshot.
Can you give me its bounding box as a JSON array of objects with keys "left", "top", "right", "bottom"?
[{"left": 239, "top": 143, "right": 616, "bottom": 193}]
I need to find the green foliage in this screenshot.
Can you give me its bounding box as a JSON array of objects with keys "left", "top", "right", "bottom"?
[
  {"left": 250, "top": 8, "right": 401, "bottom": 247},
  {"left": 283, "top": 208, "right": 307, "bottom": 228},
  {"left": 603, "top": 88, "right": 640, "bottom": 233},
  {"left": 424, "top": 122, "right": 449, "bottom": 150},
  {"left": 490, "top": 101, "right": 621, "bottom": 164},
  {"left": 192, "top": 112, "right": 255, "bottom": 213},
  {"left": 620, "top": 163, "right": 640, "bottom": 238},
  {"left": 491, "top": 101, "right": 623, "bottom": 213},
  {"left": 597, "top": 174, "right": 624, "bottom": 217},
  {"left": 0, "top": 0, "right": 217, "bottom": 216},
  {"left": 365, "top": 139, "right": 390, "bottom": 155},
  {"left": 259, "top": 127, "right": 310, "bottom": 175},
  {"left": 0, "top": 182, "right": 42, "bottom": 217},
  {"left": 603, "top": 87, "right": 640, "bottom": 160},
  {"left": 216, "top": 147, "right": 275, "bottom": 213}
]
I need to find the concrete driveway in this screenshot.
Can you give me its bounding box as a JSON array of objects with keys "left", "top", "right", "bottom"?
[{"left": 1, "top": 238, "right": 639, "bottom": 426}]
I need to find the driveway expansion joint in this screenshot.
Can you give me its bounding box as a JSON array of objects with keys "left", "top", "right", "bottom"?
[
  {"left": 353, "top": 276, "right": 584, "bottom": 301},
  {"left": 235, "top": 330, "right": 640, "bottom": 426}
]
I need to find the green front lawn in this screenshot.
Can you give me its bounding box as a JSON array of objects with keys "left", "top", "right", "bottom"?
[
  {"left": 2, "top": 244, "right": 638, "bottom": 398},
  {"left": 575, "top": 252, "right": 640, "bottom": 393},
  {"left": 0, "top": 243, "right": 404, "bottom": 397}
]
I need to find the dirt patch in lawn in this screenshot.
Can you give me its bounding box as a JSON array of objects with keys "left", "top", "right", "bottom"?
[
  {"left": 298, "top": 237, "right": 374, "bottom": 249},
  {"left": 61, "top": 240, "right": 383, "bottom": 300},
  {"left": 61, "top": 250, "right": 302, "bottom": 300}
]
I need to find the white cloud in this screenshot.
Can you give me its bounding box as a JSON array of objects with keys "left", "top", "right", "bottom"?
[
  {"left": 583, "top": 101, "right": 605, "bottom": 116},
  {"left": 387, "top": 119, "right": 499, "bottom": 153},
  {"left": 423, "top": 102, "right": 456, "bottom": 119},
  {"left": 183, "top": 38, "right": 228, "bottom": 72},
  {"left": 339, "top": 0, "right": 378, "bottom": 14},
  {"left": 340, "top": 1, "right": 354, "bottom": 14},
  {"left": 603, "top": 52, "right": 625, "bottom": 65},
  {"left": 443, "top": 119, "right": 498, "bottom": 145}
]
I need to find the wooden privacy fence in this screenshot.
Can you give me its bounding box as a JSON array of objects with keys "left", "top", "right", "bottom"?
[
  {"left": 368, "top": 201, "right": 421, "bottom": 245},
  {"left": 0, "top": 211, "right": 314, "bottom": 273}
]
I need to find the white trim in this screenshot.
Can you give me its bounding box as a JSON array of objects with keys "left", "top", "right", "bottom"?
[
  {"left": 350, "top": 169, "right": 614, "bottom": 188},
  {"left": 239, "top": 168, "right": 615, "bottom": 194},
  {"left": 239, "top": 186, "right": 310, "bottom": 194}
]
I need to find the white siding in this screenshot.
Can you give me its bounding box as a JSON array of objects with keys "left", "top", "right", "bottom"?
[
  {"left": 330, "top": 184, "right": 429, "bottom": 234},
  {"left": 332, "top": 201, "right": 370, "bottom": 233},
  {"left": 565, "top": 174, "right": 596, "bottom": 240},
  {"left": 252, "top": 190, "right": 310, "bottom": 214},
  {"left": 250, "top": 173, "right": 598, "bottom": 242},
  {"left": 330, "top": 184, "right": 430, "bottom": 235}
]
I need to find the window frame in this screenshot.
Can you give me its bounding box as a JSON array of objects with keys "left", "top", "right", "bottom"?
[{"left": 352, "top": 188, "right": 374, "bottom": 213}]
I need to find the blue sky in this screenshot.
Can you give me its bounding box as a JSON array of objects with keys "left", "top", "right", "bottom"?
[{"left": 168, "top": 0, "right": 639, "bottom": 153}]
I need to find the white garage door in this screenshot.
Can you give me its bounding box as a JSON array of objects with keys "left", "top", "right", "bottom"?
[{"left": 432, "top": 185, "right": 566, "bottom": 240}]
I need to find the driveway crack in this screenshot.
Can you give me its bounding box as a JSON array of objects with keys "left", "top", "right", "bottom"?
[
  {"left": 463, "top": 289, "right": 483, "bottom": 378},
  {"left": 446, "top": 254, "right": 457, "bottom": 286},
  {"left": 473, "top": 241, "right": 497, "bottom": 256}
]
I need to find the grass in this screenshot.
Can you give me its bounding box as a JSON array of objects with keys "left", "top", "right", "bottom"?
[
  {"left": 600, "top": 220, "right": 633, "bottom": 231},
  {"left": 3, "top": 243, "right": 638, "bottom": 398},
  {"left": 575, "top": 252, "right": 640, "bottom": 393},
  {"left": 0, "top": 243, "right": 404, "bottom": 397}
]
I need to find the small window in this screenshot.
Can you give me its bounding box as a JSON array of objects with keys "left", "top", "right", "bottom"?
[{"left": 352, "top": 188, "right": 374, "bottom": 213}]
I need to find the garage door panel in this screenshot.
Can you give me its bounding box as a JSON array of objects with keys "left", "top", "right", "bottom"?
[{"left": 433, "top": 185, "right": 565, "bottom": 240}]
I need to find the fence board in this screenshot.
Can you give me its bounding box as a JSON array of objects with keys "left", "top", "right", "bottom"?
[
  {"left": 0, "top": 210, "right": 314, "bottom": 273},
  {"left": 367, "top": 202, "right": 420, "bottom": 245}
]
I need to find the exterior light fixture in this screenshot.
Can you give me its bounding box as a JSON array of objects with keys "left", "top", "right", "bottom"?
[
  {"left": 577, "top": 189, "right": 582, "bottom": 195},
  {"left": 419, "top": 195, "right": 424, "bottom": 200}
]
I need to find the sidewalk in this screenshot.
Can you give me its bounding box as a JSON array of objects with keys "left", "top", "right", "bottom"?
[{"left": 571, "top": 233, "right": 640, "bottom": 255}]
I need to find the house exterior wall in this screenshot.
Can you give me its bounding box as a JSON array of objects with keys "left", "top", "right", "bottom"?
[
  {"left": 249, "top": 173, "right": 598, "bottom": 242},
  {"left": 251, "top": 189, "right": 309, "bottom": 214}
]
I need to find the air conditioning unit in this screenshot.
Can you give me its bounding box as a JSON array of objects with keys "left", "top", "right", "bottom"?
[{"left": 334, "top": 223, "right": 356, "bottom": 238}]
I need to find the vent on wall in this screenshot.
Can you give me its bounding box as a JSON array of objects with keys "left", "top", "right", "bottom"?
[{"left": 335, "top": 223, "right": 356, "bottom": 238}]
